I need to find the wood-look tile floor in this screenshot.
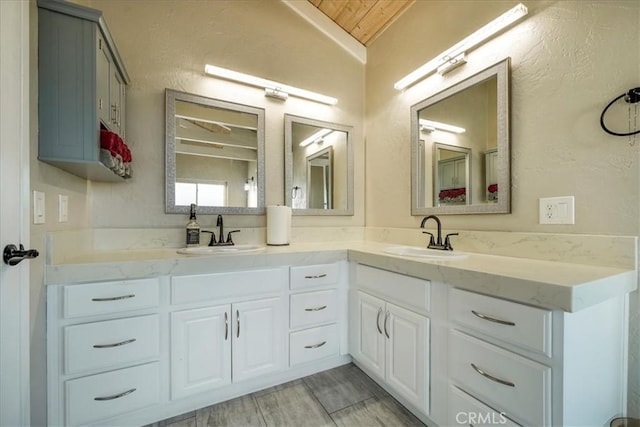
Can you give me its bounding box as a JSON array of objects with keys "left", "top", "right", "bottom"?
[{"left": 148, "top": 363, "right": 426, "bottom": 427}]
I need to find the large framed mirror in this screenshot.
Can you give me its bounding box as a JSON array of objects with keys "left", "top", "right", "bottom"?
[
  {"left": 285, "top": 114, "right": 353, "bottom": 215},
  {"left": 411, "top": 58, "right": 510, "bottom": 215},
  {"left": 165, "top": 89, "right": 265, "bottom": 214}
]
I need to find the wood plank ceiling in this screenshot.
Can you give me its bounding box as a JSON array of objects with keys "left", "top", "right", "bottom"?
[{"left": 307, "top": 0, "right": 415, "bottom": 46}]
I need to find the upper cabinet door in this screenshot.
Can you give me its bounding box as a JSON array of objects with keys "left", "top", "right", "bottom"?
[
  {"left": 96, "top": 32, "right": 111, "bottom": 130},
  {"left": 110, "top": 62, "right": 125, "bottom": 136}
]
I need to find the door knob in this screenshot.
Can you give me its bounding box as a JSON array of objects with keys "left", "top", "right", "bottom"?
[{"left": 3, "top": 244, "right": 39, "bottom": 266}]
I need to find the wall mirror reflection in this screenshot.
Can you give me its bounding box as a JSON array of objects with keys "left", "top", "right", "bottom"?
[
  {"left": 165, "top": 89, "right": 265, "bottom": 214},
  {"left": 411, "top": 58, "right": 510, "bottom": 215},
  {"left": 285, "top": 114, "right": 353, "bottom": 215},
  {"left": 434, "top": 143, "right": 470, "bottom": 206}
]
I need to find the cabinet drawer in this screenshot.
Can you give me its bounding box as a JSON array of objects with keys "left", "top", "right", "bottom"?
[
  {"left": 63, "top": 278, "right": 159, "bottom": 318},
  {"left": 64, "top": 314, "right": 160, "bottom": 375},
  {"left": 290, "top": 324, "right": 339, "bottom": 366},
  {"left": 450, "top": 288, "right": 552, "bottom": 356},
  {"left": 450, "top": 330, "right": 551, "bottom": 427},
  {"left": 448, "top": 385, "right": 521, "bottom": 426},
  {"left": 172, "top": 268, "right": 285, "bottom": 305},
  {"left": 355, "top": 264, "right": 430, "bottom": 313},
  {"left": 290, "top": 263, "right": 339, "bottom": 290},
  {"left": 290, "top": 289, "right": 338, "bottom": 329},
  {"left": 65, "top": 362, "right": 160, "bottom": 426}
]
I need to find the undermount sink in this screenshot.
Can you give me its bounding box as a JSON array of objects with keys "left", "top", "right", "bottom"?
[
  {"left": 383, "top": 246, "right": 468, "bottom": 260},
  {"left": 177, "top": 244, "right": 265, "bottom": 255}
]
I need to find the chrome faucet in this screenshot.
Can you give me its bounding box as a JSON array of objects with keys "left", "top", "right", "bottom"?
[
  {"left": 420, "top": 215, "right": 458, "bottom": 251},
  {"left": 203, "top": 215, "right": 240, "bottom": 246}
]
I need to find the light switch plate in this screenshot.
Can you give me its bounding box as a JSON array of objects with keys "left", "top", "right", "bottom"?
[
  {"left": 539, "top": 196, "right": 575, "bottom": 224},
  {"left": 33, "top": 191, "right": 45, "bottom": 224},
  {"left": 58, "top": 194, "right": 68, "bottom": 222}
]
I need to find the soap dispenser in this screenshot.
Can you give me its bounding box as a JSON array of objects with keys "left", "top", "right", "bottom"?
[{"left": 185, "top": 203, "right": 200, "bottom": 247}]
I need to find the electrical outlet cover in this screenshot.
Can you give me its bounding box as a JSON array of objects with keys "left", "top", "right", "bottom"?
[{"left": 539, "top": 196, "right": 575, "bottom": 225}]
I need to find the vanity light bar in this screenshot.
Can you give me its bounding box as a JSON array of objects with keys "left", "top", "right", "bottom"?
[
  {"left": 204, "top": 64, "right": 338, "bottom": 105},
  {"left": 420, "top": 119, "right": 466, "bottom": 134},
  {"left": 299, "top": 128, "right": 333, "bottom": 147},
  {"left": 394, "top": 3, "right": 528, "bottom": 90}
]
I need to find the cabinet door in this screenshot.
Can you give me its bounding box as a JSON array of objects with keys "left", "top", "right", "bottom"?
[
  {"left": 110, "top": 67, "right": 125, "bottom": 135},
  {"left": 171, "top": 305, "right": 231, "bottom": 400},
  {"left": 385, "top": 302, "right": 429, "bottom": 411},
  {"left": 232, "top": 297, "right": 284, "bottom": 382},
  {"left": 353, "top": 292, "right": 385, "bottom": 378},
  {"left": 96, "top": 31, "right": 111, "bottom": 129}
]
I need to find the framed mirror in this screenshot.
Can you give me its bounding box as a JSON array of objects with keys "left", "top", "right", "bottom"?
[
  {"left": 285, "top": 114, "right": 353, "bottom": 215},
  {"left": 411, "top": 58, "right": 510, "bottom": 215},
  {"left": 165, "top": 89, "right": 265, "bottom": 214}
]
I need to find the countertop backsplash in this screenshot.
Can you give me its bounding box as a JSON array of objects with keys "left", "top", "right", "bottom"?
[{"left": 46, "top": 227, "right": 636, "bottom": 270}]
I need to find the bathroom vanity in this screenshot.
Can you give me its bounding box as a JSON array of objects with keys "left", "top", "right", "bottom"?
[{"left": 45, "top": 241, "right": 636, "bottom": 426}]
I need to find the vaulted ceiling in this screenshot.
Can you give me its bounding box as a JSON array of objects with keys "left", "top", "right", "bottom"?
[{"left": 307, "top": 0, "right": 415, "bottom": 46}]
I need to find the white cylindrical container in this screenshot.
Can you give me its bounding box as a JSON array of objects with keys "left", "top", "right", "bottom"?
[{"left": 266, "top": 205, "right": 291, "bottom": 246}]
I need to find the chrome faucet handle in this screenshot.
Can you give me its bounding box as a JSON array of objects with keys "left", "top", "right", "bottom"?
[
  {"left": 226, "top": 230, "right": 240, "bottom": 245},
  {"left": 422, "top": 231, "right": 436, "bottom": 247},
  {"left": 444, "top": 233, "right": 459, "bottom": 251}
]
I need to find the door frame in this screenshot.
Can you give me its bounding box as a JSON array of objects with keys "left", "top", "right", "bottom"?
[{"left": 0, "top": 0, "right": 31, "bottom": 425}]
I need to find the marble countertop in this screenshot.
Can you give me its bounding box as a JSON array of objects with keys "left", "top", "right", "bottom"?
[{"left": 45, "top": 241, "right": 637, "bottom": 312}]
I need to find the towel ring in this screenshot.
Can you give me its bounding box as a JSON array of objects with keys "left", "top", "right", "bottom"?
[{"left": 600, "top": 87, "right": 640, "bottom": 137}]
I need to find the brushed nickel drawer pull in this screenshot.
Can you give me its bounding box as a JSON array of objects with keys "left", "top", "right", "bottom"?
[
  {"left": 93, "top": 338, "right": 136, "bottom": 349},
  {"left": 471, "top": 310, "right": 516, "bottom": 326},
  {"left": 236, "top": 309, "right": 240, "bottom": 338},
  {"left": 470, "top": 363, "right": 515, "bottom": 387},
  {"left": 224, "top": 311, "right": 229, "bottom": 341},
  {"left": 304, "top": 341, "right": 327, "bottom": 349},
  {"left": 94, "top": 388, "right": 136, "bottom": 401},
  {"left": 305, "top": 305, "right": 327, "bottom": 312},
  {"left": 304, "top": 274, "right": 327, "bottom": 279},
  {"left": 384, "top": 311, "right": 390, "bottom": 339},
  {"left": 91, "top": 294, "right": 135, "bottom": 302},
  {"left": 376, "top": 307, "right": 383, "bottom": 334}
]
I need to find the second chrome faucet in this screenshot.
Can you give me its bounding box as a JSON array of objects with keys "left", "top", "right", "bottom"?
[{"left": 420, "top": 215, "right": 458, "bottom": 251}]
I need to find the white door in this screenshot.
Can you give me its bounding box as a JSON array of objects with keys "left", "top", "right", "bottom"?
[
  {"left": 232, "top": 297, "right": 283, "bottom": 382},
  {"left": 170, "top": 305, "right": 232, "bottom": 399},
  {"left": 354, "top": 292, "right": 385, "bottom": 377},
  {"left": 0, "top": 1, "right": 31, "bottom": 425},
  {"left": 385, "top": 302, "right": 429, "bottom": 411}
]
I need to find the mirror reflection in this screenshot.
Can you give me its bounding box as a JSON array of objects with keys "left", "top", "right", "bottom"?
[
  {"left": 434, "top": 143, "right": 470, "bottom": 206},
  {"left": 411, "top": 58, "right": 510, "bottom": 215},
  {"left": 166, "top": 89, "right": 265, "bottom": 214},
  {"left": 285, "top": 115, "right": 353, "bottom": 215}
]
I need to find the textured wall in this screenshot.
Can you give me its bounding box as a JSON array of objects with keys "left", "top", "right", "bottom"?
[
  {"left": 366, "top": 0, "right": 640, "bottom": 416},
  {"left": 89, "top": 0, "right": 366, "bottom": 230}
]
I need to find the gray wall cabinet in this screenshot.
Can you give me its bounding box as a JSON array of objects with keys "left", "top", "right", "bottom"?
[{"left": 38, "top": 0, "right": 130, "bottom": 182}]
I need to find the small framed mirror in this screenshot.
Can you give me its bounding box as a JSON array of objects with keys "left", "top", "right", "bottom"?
[
  {"left": 285, "top": 114, "right": 354, "bottom": 215},
  {"left": 165, "top": 89, "right": 265, "bottom": 214},
  {"left": 411, "top": 58, "right": 510, "bottom": 215}
]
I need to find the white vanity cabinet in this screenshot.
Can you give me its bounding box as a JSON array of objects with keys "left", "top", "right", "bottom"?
[
  {"left": 170, "top": 269, "right": 286, "bottom": 399},
  {"left": 47, "top": 277, "right": 163, "bottom": 426},
  {"left": 448, "top": 287, "right": 628, "bottom": 426},
  {"left": 351, "top": 264, "right": 430, "bottom": 415}
]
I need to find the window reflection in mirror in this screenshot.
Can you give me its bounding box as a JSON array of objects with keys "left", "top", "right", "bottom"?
[
  {"left": 411, "top": 58, "right": 510, "bottom": 215},
  {"left": 165, "top": 90, "right": 265, "bottom": 214},
  {"left": 285, "top": 115, "right": 353, "bottom": 216}
]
